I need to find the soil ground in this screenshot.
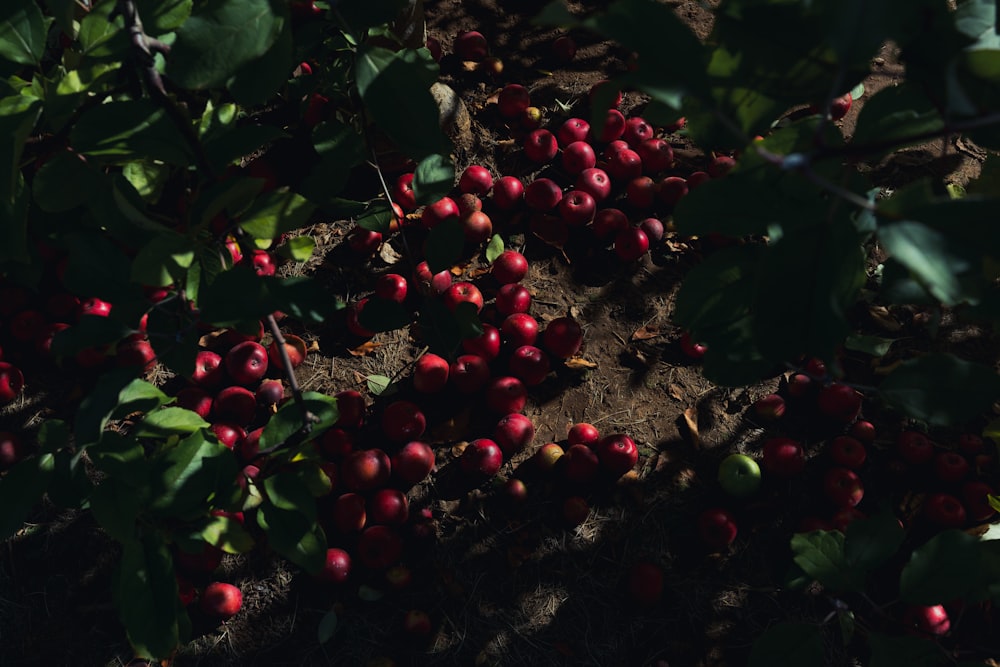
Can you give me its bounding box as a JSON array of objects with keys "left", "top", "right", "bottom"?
[{"left": 0, "top": 2, "right": 994, "bottom": 667}]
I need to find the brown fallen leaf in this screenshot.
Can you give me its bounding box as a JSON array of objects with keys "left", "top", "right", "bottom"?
[
  {"left": 668, "top": 383, "right": 685, "bottom": 401},
  {"left": 450, "top": 441, "right": 469, "bottom": 458},
  {"left": 348, "top": 341, "right": 382, "bottom": 356},
  {"left": 564, "top": 357, "right": 597, "bottom": 369},
  {"left": 307, "top": 340, "right": 321, "bottom": 353},
  {"left": 466, "top": 266, "right": 491, "bottom": 279},
  {"left": 868, "top": 305, "right": 902, "bottom": 332},
  {"left": 681, "top": 407, "right": 700, "bottom": 448},
  {"left": 632, "top": 324, "right": 663, "bottom": 340},
  {"left": 378, "top": 242, "right": 403, "bottom": 264}
]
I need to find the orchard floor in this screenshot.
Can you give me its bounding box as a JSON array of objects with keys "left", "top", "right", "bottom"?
[{"left": 1, "top": 2, "right": 995, "bottom": 667}]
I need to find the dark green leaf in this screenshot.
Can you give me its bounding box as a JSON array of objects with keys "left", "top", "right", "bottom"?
[
  {"left": 32, "top": 150, "right": 104, "bottom": 212},
  {"left": 37, "top": 420, "right": 70, "bottom": 455},
  {"left": 852, "top": 83, "right": 944, "bottom": 157},
  {"left": 90, "top": 479, "right": 141, "bottom": 542},
  {"left": 168, "top": 0, "right": 285, "bottom": 90},
  {"left": 844, "top": 512, "right": 905, "bottom": 572},
  {"left": 0, "top": 94, "right": 42, "bottom": 203},
  {"left": 418, "top": 297, "right": 473, "bottom": 359},
  {"left": 748, "top": 622, "right": 824, "bottom": 667},
  {"left": 356, "top": 201, "right": 394, "bottom": 233},
  {"left": 868, "top": 633, "right": 948, "bottom": 667},
  {"left": 0, "top": 173, "right": 29, "bottom": 263},
  {"left": 673, "top": 245, "right": 761, "bottom": 332},
  {"left": 116, "top": 534, "right": 183, "bottom": 660},
  {"left": 203, "top": 124, "right": 289, "bottom": 173},
  {"left": 51, "top": 316, "right": 132, "bottom": 358},
  {"left": 879, "top": 354, "right": 1000, "bottom": 427},
  {"left": 355, "top": 45, "right": 450, "bottom": 159},
  {"left": 900, "top": 529, "right": 981, "bottom": 604},
  {"left": 317, "top": 609, "right": 338, "bottom": 644},
  {"left": 87, "top": 431, "right": 147, "bottom": 480},
  {"left": 75, "top": 368, "right": 145, "bottom": 447},
  {"left": 148, "top": 430, "right": 236, "bottom": 518},
  {"left": 226, "top": 13, "right": 293, "bottom": 106},
  {"left": 134, "top": 408, "right": 210, "bottom": 437},
  {"left": 45, "top": 449, "right": 93, "bottom": 509},
  {"left": 359, "top": 297, "right": 412, "bottom": 333},
  {"left": 238, "top": 188, "right": 315, "bottom": 240},
  {"left": 0, "top": 453, "right": 53, "bottom": 540},
  {"left": 335, "top": 0, "right": 407, "bottom": 32},
  {"left": 790, "top": 530, "right": 863, "bottom": 592},
  {"left": 878, "top": 220, "right": 973, "bottom": 306},
  {"left": 135, "top": 0, "right": 194, "bottom": 33},
  {"left": 131, "top": 233, "right": 196, "bottom": 287},
  {"left": 425, "top": 217, "right": 464, "bottom": 274},
  {"left": 700, "top": 315, "right": 777, "bottom": 387},
  {"left": 70, "top": 100, "right": 194, "bottom": 166},
  {"left": 256, "top": 499, "right": 326, "bottom": 574},
  {"left": 262, "top": 470, "right": 318, "bottom": 518},
  {"left": 199, "top": 268, "right": 332, "bottom": 328},
  {"left": 259, "top": 392, "right": 338, "bottom": 450},
  {"left": 844, "top": 334, "right": 894, "bottom": 357},
  {"left": 298, "top": 120, "right": 364, "bottom": 208},
  {"left": 123, "top": 160, "right": 171, "bottom": 202},
  {"left": 0, "top": 1, "right": 50, "bottom": 66},
  {"left": 193, "top": 513, "right": 254, "bottom": 554},
  {"left": 78, "top": 0, "right": 127, "bottom": 59},
  {"left": 192, "top": 175, "right": 264, "bottom": 227},
  {"left": 532, "top": 1, "right": 579, "bottom": 27},
  {"left": 413, "top": 153, "right": 455, "bottom": 206}
]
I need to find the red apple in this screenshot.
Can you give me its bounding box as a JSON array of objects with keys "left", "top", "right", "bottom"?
[
  {"left": 575, "top": 168, "right": 611, "bottom": 202},
  {"left": 495, "top": 283, "right": 532, "bottom": 316},
  {"left": 626, "top": 561, "right": 664, "bottom": 607},
  {"left": 542, "top": 316, "right": 583, "bottom": 359},
  {"left": 213, "top": 386, "right": 257, "bottom": 425},
  {"left": 817, "top": 383, "right": 862, "bottom": 423},
  {"left": 392, "top": 172, "right": 416, "bottom": 210},
  {"left": 492, "top": 176, "right": 524, "bottom": 210},
  {"left": 420, "top": 196, "right": 459, "bottom": 229},
  {"left": 903, "top": 604, "right": 950, "bottom": 637},
  {"left": 115, "top": 337, "right": 156, "bottom": 370},
  {"left": 592, "top": 108, "right": 626, "bottom": 142},
  {"left": 412, "top": 261, "right": 452, "bottom": 295},
  {"left": 341, "top": 449, "right": 391, "bottom": 492},
  {"left": 499, "top": 477, "right": 529, "bottom": 508},
  {"left": 331, "top": 492, "right": 367, "bottom": 533},
  {"left": 636, "top": 138, "right": 674, "bottom": 174},
  {"left": 449, "top": 354, "right": 491, "bottom": 393},
  {"left": 761, "top": 437, "right": 805, "bottom": 478},
  {"left": 267, "top": 335, "right": 306, "bottom": 371},
  {"left": 79, "top": 296, "right": 112, "bottom": 318},
  {"left": 191, "top": 350, "right": 225, "bottom": 387},
  {"left": 461, "top": 210, "right": 493, "bottom": 244},
  {"left": 614, "top": 226, "right": 649, "bottom": 261},
  {"left": 485, "top": 376, "right": 527, "bottom": 414},
  {"left": 688, "top": 170, "right": 711, "bottom": 189},
  {"left": 622, "top": 116, "right": 654, "bottom": 147},
  {"left": 563, "top": 443, "right": 599, "bottom": 485},
  {"left": 368, "top": 488, "right": 409, "bottom": 526},
  {"left": 849, "top": 420, "right": 876, "bottom": 444},
  {"left": 708, "top": 155, "right": 736, "bottom": 178},
  {"left": 961, "top": 481, "right": 996, "bottom": 522},
  {"left": 658, "top": 176, "right": 689, "bottom": 207},
  {"left": 176, "top": 386, "right": 213, "bottom": 419},
  {"left": 508, "top": 345, "right": 551, "bottom": 386},
  {"left": 459, "top": 165, "right": 493, "bottom": 195},
  {"left": 0, "top": 432, "right": 24, "bottom": 470},
  {"left": 316, "top": 548, "right": 351, "bottom": 584},
  {"left": 567, "top": 423, "right": 600, "bottom": 448},
  {"left": 625, "top": 176, "right": 658, "bottom": 210},
  {"left": 605, "top": 148, "right": 643, "bottom": 182},
  {"left": 454, "top": 30, "right": 488, "bottom": 61},
  {"left": 334, "top": 389, "right": 365, "bottom": 429},
  {"left": 558, "top": 189, "right": 597, "bottom": 226},
  {"left": 412, "top": 353, "right": 449, "bottom": 393},
  {"left": 200, "top": 582, "right": 242, "bottom": 620},
  {"left": 562, "top": 495, "right": 590, "bottom": 526},
  {"left": 501, "top": 313, "right": 538, "bottom": 348},
  {"left": 491, "top": 250, "right": 529, "bottom": 285},
  {"left": 698, "top": 508, "right": 738, "bottom": 550},
  {"left": 934, "top": 451, "right": 970, "bottom": 484},
  {"left": 923, "top": 492, "right": 966, "bottom": 528},
  {"left": 752, "top": 393, "right": 785, "bottom": 422},
  {"left": 524, "top": 177, "right": 563, "bottom": 211},
  {"left": 497, "top": 83, "right": 530, "bottom": 119},
  {"left": 561, "top": 140, "right": 597, "bottom": 175},
  {"left": 462, "top": 323, "right": 501, "bottom": 360},
  {"left": 596, "top": 433, "right": 639, "bottom": 478},
  {"left": 557, "top": 118, "right": 590, "bottom": 147},
  {"left": 374, "top": 273, "right": 408, "bottom": 304},
  {"left": 443, "top": 282, "right": 484, "bottom": 313},
  {"left": 824, "top": 467, "right": 864, "bottom": 508},
  {"left": 592, "top": 208, "right": 629, "bottom": 240},
  {"left": 357, "top": 525, "right": 403, "bottom": 570},
  {"left": 829, "top": 436, "right": 867, "bottom": 469},
  {"left": 382, "top": 401, "right": 426, "bottom": 443},
  {"left": 460, "top": 438, "right": 504, "bottom": 477},
  {"left": 679, "top": 332, "right": 706, "bottom": 359},
  {"left": 391, "top": 441, "right": 435, "bottom": 486},
  {"left": 524, "top": 129, "right": 558, "bottom": 163},
  {"left": 897, "top": 431, "right": 934, "bottom": 465},
  {"left": 210, "top": 422, "right": 246, "bottom": 449},
  {"left": 493, "top": 413, "right": 535, "bottom": 457},
  {"left": 829, "top": 92, "right": 852, "bottom": 120},
  {"left": 603, "top": 139, "right": 630, "bottom": 160},
  {"left": 225, "top": 341, "right": 268, "bottom": 386},
  {"left": 345, "top": 299, "right": 375, "bottom": 338},
  {"left": 551, "top": 35, "right": 576, "bottom": 62}
]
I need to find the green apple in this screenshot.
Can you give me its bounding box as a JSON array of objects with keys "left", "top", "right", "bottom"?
[{"left": 718, "top": 453, "right": 761, "bottom": 497}]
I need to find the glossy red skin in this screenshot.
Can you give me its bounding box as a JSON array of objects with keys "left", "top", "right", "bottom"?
[
  {"left": 443, "top": 282, "right": 484, "bottom": 313},
  {"left": 450, "top": 354, "right": 491, "bottom": 393},
  {"left": 567, "top": 423, "right": 600, "bottom": 448},
  {"left": 420, "top": 197, "right": 459, "bottom": 229},
  {"left": 368, "top": 488, "right": 409, "bottom": 526},
  {"left": 592, "top": 208, "right": 629, "bottom": 240},
  {"left": 492, "top": 176, "right": 524, "bottom": 210},
  {"left": 316, "top": 548, "right": 352, "bottom": 584},
  {"left": 495, "top": 284, "right": 532, "bottom": 316},
  {"left": 213, "top": 386, "right": 257, "bottom": 425},
  {"left": 923, "top": 492, "right": 966, "bottom": 528},
  {"left": 391, "top": 441, "right": 435, "bottom": 486},
  {"left": 637, "top": 138, "right": 674, "bottom": 174},
  {"left": 455, "top": 30, "right": 489, "bottom": 61},
  {"left": 501, "top": 313, "right": 538, "bottom": 348},
  {"left": 225, "top": 341, "right": 268, "bottom": 386},
  {"left": 491, "top": 250, "right": 529, "bottom": 285},
  {"left": 698, "top": 508, "right": 738, "bottom": 550},
  {"left": 332, "top": 492, "right": 367, "bottom": 533},
  {"left": 824, "top": 467, "right": 864, "bottom": 508},
  {"left": 485, "top": 376, "right": 527, "bottom": 414},
  {"left": 374, "top": 273, "right": 408, "bottom": 303},
  {"left": 493, "top": 413, "right": 535, "bottom": 457},
  {"left": 559, "top": 189, "right": 597, "bottom": 225},
  {"left": 816, "top": 383, "right": 862, "bottom": 423},
  {"left": 829, "top": 436, "right": 867, "bottom": 469},
  {"left": 575, "top": 168, "right": 611, "bottom": 202},
  {"left": 625, "top": 177, "right": 657, "bottom": 209},
  {"left": 542, "top": 317, "right": 583, "bottom": 359},
  {"left": 596, "top": 433, "right": 639, "bottom": 478},
  {"left": 462, "top": 323, "right": 501, "bottom": 360},
  {"left": 176, "top": 387, "right": 213, "bottom": 419},
  {"left": 412, "top": 353, "right": 450, "bottom": 393},
  {"left": 561, "top": 141, "right": 596, "bottom": 175},
  {"left": 592, "top": 109, "right": 626, "bottom": 142},
  {"left": 614, "top": 227, "right": 650, "bottom": 261},
  {"left": 393, "top": 172, "right": 417, "bottom": 210},
  {"left": 460, "top": 438, "right": 504, "bottom": 476},
  {"left": 459, "top": 165, "right": 493, "bottom": 195},
  {"left": 658, "top": 176, "right": 689, "bottom": 207},
  {"left": 497, "top": 84, "right": 530, "bottom": 118},
  {"left": 523, "top": 129, "right": 559, "bottom": 163},
  {"left": 201, "top": 582, "right": 242, "bottom": 619},
  {"left": 622, "top": 116, "right": 654, "bottom": 147},
  {"left": 341, "top": 449, "right": 391, "bottom": 492},
  {"left": 761, "top": 437, "right": 805, "bottom": 477},
  {"left": 382, "top": 401, "right": 426, "bottom": 442},
  {"left": 605, "top": 148, "right": 643, "bottom": 182},
  {"left": 563, "top": 443, "right": 599, "bottom": 485},
  {"left": 524, "top": 178, "right": 563, "bottom": 211},
  {"left": 557, "top": 118, "right": 591, "bottom": 147},
  {"left": 508, "top": 345, "right": 551, "bottom": 386}
]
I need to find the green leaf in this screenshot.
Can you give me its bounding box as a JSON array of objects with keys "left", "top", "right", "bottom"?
[
  {"left": 31, "top": 150, "right": 104, "bottom": 212},
  {"left": 278, "top": 235, "right": 315, "bottom": 262},
  {"left": 50, "top": 314, "right": 132, "bottom": 359},
  {"left": 868, "top": 633, "right": 948, "bottom": 667},
  {"left": 790, "top": 530, "right": 863, "bottom": 592},
  {"left": 75, "top": 368, "right": 146, "bottom": 447},
  {"left": 417, "top": 297, "right": 482, "bottom": 358},
  {"left": 366, "top": 374, "right": 391, "bottom": 396},
  {"left": 148, "top": 430, "right": 236, "bottom": 518},
  {"left": 193, "top": 513, "right": 254, "bottom": 554},
  {"left": 317, "top": 609, "right": 338, "bottom": 644},
  {"left": 131, "top": 233, "right": 195, "bottom": 287},
  {"left": 485, "top": 235, "right": 504, "bottom": 263},
  {"left": 116, "top": 534, "right": 183, "bottom": 660},
  {"left": 900, "top": 529, "right": 981, "bottom": 604},
  {"left": 852, "top": 83, "right": 944, "bottom": 157},
  {"left": 168, "top": 0, "right": 286, "bottom": 90},
  {"left": 844, "top": 334, "right": 894, "bottom": 357},
  {"left": 239, "top": 189, "right": 316, "bottom": 240},
  {"left": 297, "top": 120, "right": 365, "bottom": 208},
  {"left": 259, "top": 392, "right": 338, "bottom": 450},
  {"left": 116, "top": 379, "right": 171, "bottom": 416},
  {"left": 123, "top": 160, "right": 171, "bottom": 202},
  {"left": 673, "top": 245, "right": 761, "bottom": 333},
  {"left": 225, "top": 14, "right": 293, "bottom": 106},
  {"left": 844, "top": 512, "right": 905, "bottom": 572},
  {"left": 356, "top": 201, "right": 394, "bottom": 233},
  {"left": 134, "top": 407, "right": 210, "bottom": 437},
  {"left": 0, "top": 1, "right": 50, "bottom": 66},
  {"left": 78, "top": 0, "right": 127, "bottom": 59},
  {"left": 0, "top": 173, "right": 29, "bottom": 263},
  {"left": 748, "top": 622, "right": 824, "bottom": 667},
  {"left": 256, "top": 499, "right": 326, "bottom": 574},
  {"left": 877, "top": 220, "right": 973, "bottom": 306},
  {"left": 358, "top": 297, "right": 412, "bottom": 333},
  {"left": 90, "top": 478, "right": 141, "bottom": 542},
  {"left": 879, "top": 354, "right": 1000, "bottom": 427},
  {"left": 198, "top": 268, "right": 332, "bottom": 329},
  {"left": 87, "top": 431, "right": 147, "bottom": 480},
  {"left": 0, "top": 94, "right": 42, "bottom": 203},
  {"left": 412, "top": 153, "right": 455, "bottom": 206},
  {"left": 355, "top": 45, "right": 450, "bottom": 159},
  {"left": 335, "top": 0, "right": 407, "bottom": 32},
  {"left": 37, "top": 420, "right": 70, "bottom": 455},
  {"left": 70, "top": 100, "right": 194, "bottom": 166},
  {"left": 203, "top": 124, "right": 288, "bottom": 173},
  {"left": 425, "top": 217, "right": 464, "bottom": 274},
  {"left": 0, "top": 453, "right": 54, "bottom": 540},
  {"left": 135, "top": 0, "right": 194, "bottom": 33}
]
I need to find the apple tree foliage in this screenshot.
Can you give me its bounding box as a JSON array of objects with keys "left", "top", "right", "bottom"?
[
  {"left": 0, "top": 0, "right": 453, "bottom": 659},
  {"left": 540, "top": 0, "right": 1000, "bottom": 426}
]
